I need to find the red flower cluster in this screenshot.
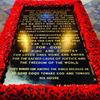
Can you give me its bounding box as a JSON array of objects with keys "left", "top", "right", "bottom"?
[
  {"left": 74, "top": 1, "right": 100, "bottom": 84},
  {"left": 0, "top": 84, "right": 100, "bottom": 99},
  {"left": 0, "top": 0, "right": 100, "bottom": 99}
]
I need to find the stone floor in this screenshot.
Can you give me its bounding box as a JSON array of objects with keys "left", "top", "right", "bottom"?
[{"left": 0, "top": 0, "right": 100, "bottom": 40}]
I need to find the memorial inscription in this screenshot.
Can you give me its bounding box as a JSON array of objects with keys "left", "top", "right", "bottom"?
[{"left": 4, "top": 6, "right": 97, "bottom": 85}]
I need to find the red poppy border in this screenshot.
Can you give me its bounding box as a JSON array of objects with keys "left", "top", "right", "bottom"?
[{"left": 0, "top": 0, "right": 100, "bottom": 99}]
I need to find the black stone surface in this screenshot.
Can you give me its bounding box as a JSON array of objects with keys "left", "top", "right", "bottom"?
[{"left": 5, "top": 6, "right": 97, "bottom": 85}]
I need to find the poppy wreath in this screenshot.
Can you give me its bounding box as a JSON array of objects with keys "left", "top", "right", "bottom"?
[{"left": 0, "top": 0, "right": 100, "bottom": 99}]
